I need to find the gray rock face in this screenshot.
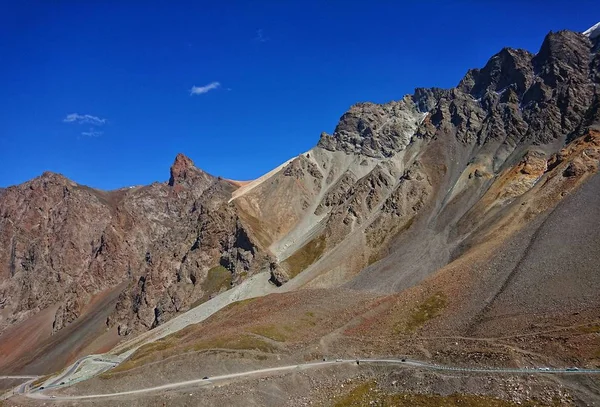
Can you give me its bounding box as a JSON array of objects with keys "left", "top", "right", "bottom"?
[
  {"left": 347, "top": 29, "right": 600, "bottom": 296},
  {"left": 458, "top": 48, "right": 534, "bottom": 97},
  {"left": 417, "top": 29, "right": 599, "bottom": 154},
  {"left": 314, "top": 172, "right": 356, "bottom": 216},
  {"left": 318, "top": 96, "right": 424, "bottom": 158},
  {"left": 413, "top": 87, "right": 450, "bottom": 112},
  {"left": 319, "top": 29, "right": 598, "bottom": 166}
]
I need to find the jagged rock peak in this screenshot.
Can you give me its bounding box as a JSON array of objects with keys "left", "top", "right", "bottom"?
[
  {"left": 36, "top": 171, "right": 77, "bottom": 187},
  {"left": 40, "top": 170, "right": 66, "bottom": 179},
  {"left": 168, "top": 153, "right": 208, "bottom": 186},
  {"left": 317, "top": 96, "right": 425, "bottom": 159},
  {"left": 532, "top": 30, "right": 594, "bottom": 88},
  {"left": 412, "top": 87, "right": 449, "bottom": 112},
  {"left": 458, "top": 47, "right": 534, "bottom": 97},
  {"left": 172, "top": 152, "right": 195, "bottom": 169},
  {"left": 536, "top": 29, "right": 592, "bottom": 62}
]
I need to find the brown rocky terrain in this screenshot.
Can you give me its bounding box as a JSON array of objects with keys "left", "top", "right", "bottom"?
[
  {"left": 2, "top": 24, "right": 600, "bottom": 406},
  {"left": 0, "top": 154, "right": 272, "bottom": 374}
]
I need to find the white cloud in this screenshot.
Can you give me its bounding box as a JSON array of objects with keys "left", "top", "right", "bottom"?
[
  {"left": 81, "top": 128, "right": 103, "bottom": 137},
  {"left": 254, "top": 29, "right": 268, "bottom": 43},
  {"left": 190, "top": 81, "right": 221, "bottom": 95},
  {"left": 63, "top": 113, "right": 106, "bottom": 126}
]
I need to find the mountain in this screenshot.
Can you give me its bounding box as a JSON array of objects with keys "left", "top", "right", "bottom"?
[
  {"left": 0, "top": 154, "right": 273, "bottom": 373},
  {"left": 234, "top": 27, "right": 600, "bottom": 294},
  {"left": 2, "top": 24, "right": 600, "bottom": 405}
]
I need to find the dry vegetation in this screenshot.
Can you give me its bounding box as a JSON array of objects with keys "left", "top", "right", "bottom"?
[
  {"left": 103, "top": 333, "right": 277, "bottom": 378},
  {"left": 102, "top": 290, "right": 377, "bottom": 377},
  {"left": 281, "top": 234, "right": 326, "bottom": 278},
  {"left": 331, "top": 381, "right": 566, "bottom": 407},
  {"left": 249, "top": 325, "right": 288, "bottom": 342},
  {"left": 190, "top": 265, "right": 232, "bottom": 308},
  {"left": 404, "top": 292, "right": 447, "bottom": 333}
]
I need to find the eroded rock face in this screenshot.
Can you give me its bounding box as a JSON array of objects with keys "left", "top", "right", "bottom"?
[
  {"left": 318, "top": 96, "right": 425, "bottom": 158},
  {"left": 0, "top": 155, "right": 269, "bottom": 337},
  {"left": 0, "top": 173, "right": 116, "bottom": 332},
  {"left": 257, "top": 28, "right": 600, "bottom": 287},
  {"left": 325, "top": 165, "right": 394, "bottom": 234},
  {"left": 458, "top": 48, "right": 534, "bottom": 97},
  {"left": 168, "top": 153, "right": 212, "bottom": 189},
  {"left": 418, "top": 30, "right": 598, "bottom": 152}
]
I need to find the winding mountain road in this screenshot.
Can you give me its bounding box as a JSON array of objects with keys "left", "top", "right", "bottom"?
[
  {"left": 22, "top": 358, "right": 600, "bottom": 401},
  {"left": 46, "top": 356, "right": 117, "bottom": 388}
]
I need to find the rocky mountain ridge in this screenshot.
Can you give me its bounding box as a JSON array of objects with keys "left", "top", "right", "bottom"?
[
  {"left": 1, "top": 24, "right": 600, "bottom": 376},
  {"left": 0, "top": 154, "right": 271, "bottom": 344},
  {"left": 234, "top": 26, "right": 600, "bottom": 289}
]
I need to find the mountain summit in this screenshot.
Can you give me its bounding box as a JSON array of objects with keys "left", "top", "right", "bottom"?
[{"left": 168, "top": 152, "right": 212, "bottom": 188}]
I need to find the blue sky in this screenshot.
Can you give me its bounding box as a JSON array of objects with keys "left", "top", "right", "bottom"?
[{"left": 1, "top": 1, "right": 599, "bottom": 189}]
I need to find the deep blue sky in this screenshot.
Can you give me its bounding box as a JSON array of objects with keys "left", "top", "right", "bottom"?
[{"left": 1, "top": 2, "right": 599, "bottom": 189}]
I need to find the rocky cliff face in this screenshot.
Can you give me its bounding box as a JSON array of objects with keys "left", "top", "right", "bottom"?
[
  {"left": 318, "top": 96, "right": 425, "bottom": 158},
  {"left": 233, "top": 27, "right": 600, "bottom": 288},
  {"left": 0, "top": 154, "right": 269, "bottom": 338}
]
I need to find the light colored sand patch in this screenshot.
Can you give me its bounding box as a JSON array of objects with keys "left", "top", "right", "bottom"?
[
  {"left": 229, "top": 156, "right": 299, "bottom": 202},
  {"left": 225, "top": 179, "right": 253, "bottom": 188}
]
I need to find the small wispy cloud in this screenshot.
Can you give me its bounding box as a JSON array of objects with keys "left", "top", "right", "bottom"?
[
  {"left": 254, "top": 29, "right": 268, "bottom": 43},
  {"left": 64, "top": 113, "right": 106, "bottom": 138},
  {"left": 190, "top": 81, "right": 221, "bottom": 95},
  {"left": 63, "top": 113, "right": 106, "bottom": 126},
  {"left": 81, "top": 128, "right": 103, "bottom": 138}
]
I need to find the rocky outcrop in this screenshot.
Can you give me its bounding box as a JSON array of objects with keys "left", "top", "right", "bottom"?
[
  {"left": 318, "top": 96, "right": 424, "bottom": 158},
  {"left": 325, "top": 165, "right": 394, "bottom": 233},
  {"left": 168, "top": 153, "right": 213, "bottom": 190},
  {"left": 407, "top": 29, "right": 600, "bottom": 186},
  {"left": 314, "top": 172, "right": 356, "bottom": 216},
  {"left": 0, "top": 173, "right": 117, "bottom": 332},
  {"left": 268, "top": 262, "right": 288, "bottom": 287},
  {"left": 0, "top": 155, "right": 268, "bottom": 338},
  {"left": 458, "top": 48, "right": 534, "bottom": 97}
]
